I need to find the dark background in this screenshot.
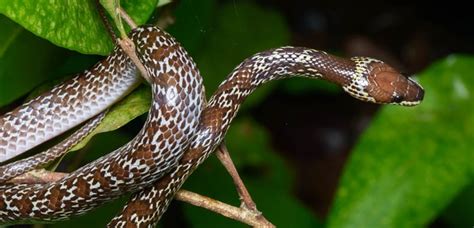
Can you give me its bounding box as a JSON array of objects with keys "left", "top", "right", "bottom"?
[{"left": 232, "top": 0, "right": 473, "bottom": 223}]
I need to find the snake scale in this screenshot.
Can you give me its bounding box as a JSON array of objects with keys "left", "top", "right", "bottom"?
[{"left": 0, "top": 25, "right": 424, "bottom": 226}]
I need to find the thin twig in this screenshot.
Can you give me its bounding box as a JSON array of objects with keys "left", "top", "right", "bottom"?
[
  {"left": 118, "top": 7, "right": 137, "bottom": 28},
  {"left": 112, "top": 6, "right": 152, "bottom": 86},
  {"left": 117, "top": 38, "right": 151, "bottom": 84},
  {"left": 7, "top": 169, "right": 274, "bottom": 227},
  {"left": 113, "top": 6, "right": 271, "bottom": 227},
  {"left": 7, "top": 8, "right": 271, "bottom": 227},
  {"left": 216, "top": 143, "right": 258, "bottom": 211},
  {"left": 176, "top": 190, "right": 275, "bottom": 227}
]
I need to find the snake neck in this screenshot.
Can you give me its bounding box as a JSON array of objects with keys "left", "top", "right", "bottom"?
[
  {"left": 108, "top": 47, "right": 364, "bottom": 225},
  {"left": 110, "top": 45, "right": 425, "bottom": 226},
  {"left": 169, "top": 47, "right": 359, "bottom": 185},
  {"left": 200, "top": 47, "right": 355, "bottom": 140}
]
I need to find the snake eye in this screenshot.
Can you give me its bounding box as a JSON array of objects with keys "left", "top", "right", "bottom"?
[{"left": 391, "top": 94, "right": 404, "bottom": 103}]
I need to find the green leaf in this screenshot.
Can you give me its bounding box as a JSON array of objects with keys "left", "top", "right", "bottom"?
[
  {"left": 183, "top": 119, "right": 321, "bottom": 227},
  {"left": 440, "top": 182, "right": 474, "bottom": 227},
  {"left": 0, "top": 15, "right": 70, "bottom": 106},
  {"left": 0, "top": 0, "right": 159, "bottom": 55},
  {"left": 157, "top": 0, "right": 172, "bottom": 7},
  {"left": 99, "top": 0, "right": 127, "bottom": 38},
  {"left": 327, "top": 55, "right": 474, "bottom": 227}
]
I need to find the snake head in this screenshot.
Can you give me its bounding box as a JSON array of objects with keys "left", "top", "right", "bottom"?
[
  {"left": 365, "top": 61, "right": 424, "bottom": 106},
  {"left": 346, "top": 57, "right": 424, "bottom": 106}
]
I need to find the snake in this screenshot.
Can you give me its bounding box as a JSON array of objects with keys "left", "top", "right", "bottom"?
[
  {"left": 0, "top": 42, "right": 141, "bottom": 163},
  {"left": 109, "top": 45, "right": 425, "bottom": 227},
  {"left": 0, "top": 111, "right": 106, "bottom": 183},
  {"left": 0, "top": 25, "right": 424, "bottom": 225}
]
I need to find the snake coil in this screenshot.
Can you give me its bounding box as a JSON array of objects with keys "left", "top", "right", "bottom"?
[{"left": 0, "top": 25, "right": 424, "bottom": 225}]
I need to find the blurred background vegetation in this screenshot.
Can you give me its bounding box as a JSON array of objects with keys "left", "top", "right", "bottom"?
[{"left": 0, "top": 0, "right": 473, "bottom": 227}]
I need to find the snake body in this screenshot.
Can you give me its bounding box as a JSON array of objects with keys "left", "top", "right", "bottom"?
[
  {"left": 0, "top": 25, "right": 424, "bottom": 225},
  {"left": 0, "top": 26, "right": 205, "bottom": 223},
  {"left": 109, "top": 46, "right": 424, "bottom": 226},
  {"left": 0, "top": 39, "right": 142, "bottom": 163},
  {"left": 0, "top": 112, "right": 106, "bottom": 183}
]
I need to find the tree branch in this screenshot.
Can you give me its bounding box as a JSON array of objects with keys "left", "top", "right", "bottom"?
[
  {"left": 216, "top": 143, "right": 258, "bottom": 211},
  {"left": 118, "top": 7, "right": 137, "bottom": 28},
  {"left": 6, "top": 169, "right": 274, "bottom": 227},
  {"left": 176, "top": 190, "right": 275, "bottom": 227},
  {"left": 4, "top": 8, "right": 273, "bottom": 227}
]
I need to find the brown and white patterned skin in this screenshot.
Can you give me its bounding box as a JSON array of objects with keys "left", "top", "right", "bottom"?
[
  {"left": 0, "top": 27, "right": 424, "bottom": 225},
  {"left": 110, "top": 47, "right": 424, "bottom": 227},
  {"left": 0, "top": 25, "right": 205, "bottom": 224},
  {"left": 0, "top": 112, "right": 106, "bottom": 183},
  {"left": 0, "top": 40, "right": 142, "bottom": 163}
]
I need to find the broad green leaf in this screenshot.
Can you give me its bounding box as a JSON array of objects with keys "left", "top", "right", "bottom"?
[
  {"left": 0, "top": 15, "right": 20, "bottom": 56},
  {"left": 183, "top": 119, "right": 321, "bottom": 227},
  {"left": 328, "top": 55, "right": 474, "bottom": 227},
  {"left": 0, "top": 15, "right": 69, "bottom": 106},
  {"left": 99, "top": 0, "right": 127, "bottom": 38},
  {"left": 0, "top": 0, "right": 159, "bottom": 55},
  {"left": 121, "top": 0, "right": 159, "bottom": 25},
  {"left": 157, "top": 0, "right": 172, "bottom": 7},
  {"left": 440, "top": 182, "right": 474, "bottom": 227}
]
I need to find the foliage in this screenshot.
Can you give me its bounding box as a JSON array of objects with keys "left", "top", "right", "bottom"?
[
  {"left": 0, "top": 0, "right": 158, "bottom": 55},
  {"left": 328, "top": 55, "right": 474, "bottom": 227}
]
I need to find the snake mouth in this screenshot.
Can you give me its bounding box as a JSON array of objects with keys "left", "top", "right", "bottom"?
[
  {"left": 402, "top": 76, "right": 424, "bottom": 104},
  {"left": 408, "top": 77, "right": 424, "bottom": 99},
  {"left": 389, "top": 77, "right": 424, "bottom": 106},
  {"left": 415, "top": 86, "right": 425, "bottom": 101}
]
